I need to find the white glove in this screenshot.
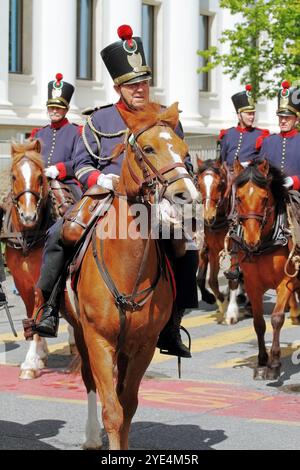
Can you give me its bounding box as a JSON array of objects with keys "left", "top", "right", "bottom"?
[
  {"left": 97, "top": 173, "right": 120, "bottom": 191},
  {"left": 44, "top": 165, "right": 59, "bottom": 179},
  {"left": 283, "top": 176, "right": 293, "bottom": 189},
  {"left": 241, "top": 161, "right": 250, "bottom": 168}
]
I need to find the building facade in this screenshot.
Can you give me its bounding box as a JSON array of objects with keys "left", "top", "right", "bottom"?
[{"left": 0, "top": 0, "right": 278, "bottom": 167}]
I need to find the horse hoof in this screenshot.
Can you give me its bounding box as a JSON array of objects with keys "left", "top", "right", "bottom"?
[
  {"left": 69, "top": 344, "right": 78, "bottom": 355},
  {"left": 37, "top": 358, "right": 47, "bottom": 369},
  {"left": 19, "top": 369, "right": 41, "bottom": 380},
  {"left": 266, "top": 366, "right": 281, "bottom": 381},
  {"left": 225, "top": 317, "right": 238, "bottom": 325},
  {"left": 291, "top": 316, "right": 300, "bottom": 326},
  {"left": 253, "top": 367, "right": 267, "bottom": 380},
  {"left": 82, "top": 440, "right": 102, "bottom": 450}
]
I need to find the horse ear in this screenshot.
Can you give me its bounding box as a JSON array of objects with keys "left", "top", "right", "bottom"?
[
  {"left": 257, "top": 158, "right": 269, "bottom": 177},
  {"left": 11, "top": 141, "right": 18, "bottom": 155},
  {"left": 160, "top": 102, "right": 179, "bottom": 129},
  {"left": 196, "top": 155, "right": 204, "bottom": 169},
  {"left": 233, "top": 159, "right": 244, "bottom": 176},
  {"left": 32, "top": 139, "right": 42, "bottom": 153}
]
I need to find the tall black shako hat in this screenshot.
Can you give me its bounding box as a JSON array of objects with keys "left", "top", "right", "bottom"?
[
  {"left": 277, "top": 80, "right": 300, "bottom": 117},
  {"left": 231, "top": 84, "right": 256, "bottom": 113},
  {"left": 100, "top": 25, "right": 152, "bottom": 86},
  {"left": 47, "top": 73, "right": 74, "bottom": 109}
]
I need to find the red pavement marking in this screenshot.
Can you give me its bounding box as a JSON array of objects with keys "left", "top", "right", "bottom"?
[{"left": 1, "top": 364, "right": 300, "bottom": 423}]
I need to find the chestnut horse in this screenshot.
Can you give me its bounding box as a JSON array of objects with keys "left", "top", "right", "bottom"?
[
  {"left": 197, "top": 158, "right": 244, "bottom": 324},
  {"left": 231, "top": 158, "right": 300, "bottom": 380},
  {"left": 3, "top": 141, "right": 74, "bottom": 379},
  {"left": 63, "top": 102, "right": 199, "bottom": 450}
]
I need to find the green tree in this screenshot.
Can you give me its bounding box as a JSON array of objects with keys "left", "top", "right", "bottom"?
[{"left": 198, "top": 0, "right": 300, "bottom": 100}]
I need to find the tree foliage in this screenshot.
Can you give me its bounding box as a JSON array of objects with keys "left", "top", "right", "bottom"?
[{"left": 198, "top": 0, "right": 300, "bottom": 100}]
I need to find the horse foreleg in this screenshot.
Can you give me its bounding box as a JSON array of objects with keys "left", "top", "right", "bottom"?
[
  {"left": 224, "top": 279, "right": 240, "bottom": 325},
  {"left": 267, "top": 282, "right": 290, "bottom": 380},
  {"left": 208, "top": 253, "right": 226, "bottom": 320},
  {"left": 117, "top": 344, "right": 156, "bottom": 450},
  {"left": 85, "top": 332, "right": 123, "bottom": 450},
  {"left": 246, "top": 289, "right": 268, "bottom": 380},
  {"left": 197, "top": 247, "right": 216, "bottom": 304},
  {"left": 19, "top": 335, "right": 48, "bottom": 379}
]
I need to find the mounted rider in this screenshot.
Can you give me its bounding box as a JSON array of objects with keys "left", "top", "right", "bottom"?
[
  {"left": 260, "top": 80, "right": 300, "bottom": 250},
  {"left": 219, "top": 84, "right": 269, "bottom": 167},
  {"left": 30, "top": 74, "right": 82, "bottom": 207},
  {"left": 218, "top": 85, "right": 269, "bottom": 282},
  {"left": 24, "top": 25, "right": 199, "bottom": 359}
]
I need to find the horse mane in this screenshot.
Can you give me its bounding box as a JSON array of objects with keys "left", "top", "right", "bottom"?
[
  {"left": 11, "top": 142, "right": 45, "bottom": 172},
  {"left": 121, "top": 102, "right": 179, "bottom": 135},
  {"left": 197, "top": 159, "right": 223, "bottom": 176},
  {"left": 235, "top": 158, "right": 287, "bottom": 202}
]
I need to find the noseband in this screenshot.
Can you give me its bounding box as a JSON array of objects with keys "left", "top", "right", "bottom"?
[
  {"left": 125, "top": 123, "right": 193, "bottom": 202},
  {"left": 11, "top": 157, "right": 44, "bottom": 212},
  {"left": 236, "top": 192, "right": 274, "bottom": 230}
]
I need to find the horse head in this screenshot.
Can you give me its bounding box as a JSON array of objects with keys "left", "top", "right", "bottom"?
[
  {"left": 197, "top": 158, "right": 228, "bottom": 226},
  {"left": 233, "top": 158, "right": 283, "bottom": 252},
  {"left": 10, "top": 140, "right": 48, "bottom": 230},
  {"left": 117, "top": 102, "right": 199, "bottom": 230}
]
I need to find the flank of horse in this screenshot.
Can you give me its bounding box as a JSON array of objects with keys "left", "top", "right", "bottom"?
[
  {"left": 197, "top": 158, "right": 244, "bottom": 324},
  {"left": 5, "top": 141, "right": 74, "bottom": 379},
  {"left": 233, "top": 158, "right": 300, "bottom": 380},
  {"left": 62, "top": 102, "right": 200, "bottom": 450}
]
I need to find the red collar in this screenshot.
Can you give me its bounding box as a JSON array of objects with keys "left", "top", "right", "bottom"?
[
  {"left": 116, "top": 99, "right": 131, "bottom": 111},
  {"left": 280, "top": 129, "right": 298, "bottom": 138},
  {"left": 50, "top": 117, "right": 69, "bottom": 129},
  {"left": 236, "top": 125, "right": 253, "bottom": 133}
]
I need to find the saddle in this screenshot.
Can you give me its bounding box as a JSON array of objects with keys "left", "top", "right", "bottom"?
[{"left": 48, "top": 180, "right": 78, "bottom": 218}]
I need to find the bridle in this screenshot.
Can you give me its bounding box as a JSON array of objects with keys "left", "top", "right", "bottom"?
[
  {"left": 235, "top": 188, "right": 275, "bottom": 231},
  {"left": 123, "top": 122, "right": 194, "bottom": 203},
  {"left": 11, "top": 157, "right": 45, "bottom": 217},
  {"left": 199, "top": 167, "right": 230, "bottom": 228}
]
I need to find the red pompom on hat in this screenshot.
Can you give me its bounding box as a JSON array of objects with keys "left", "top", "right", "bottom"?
[
  {"left": 281, "top": 80, "right": 290, "bottom": 89},
  {"left": 245, "top": 84, "right": 252, "bottom": 91},
  {"left": 55, "top": 73, "right": 63, "bottom": 86},
  {"left": 117, "top": 24, "right": 133, "bottom": 47}
]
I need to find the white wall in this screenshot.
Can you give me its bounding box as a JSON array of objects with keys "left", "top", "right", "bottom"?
[{"left": 0, "top": 0, "right": 279, "bottom": 142}]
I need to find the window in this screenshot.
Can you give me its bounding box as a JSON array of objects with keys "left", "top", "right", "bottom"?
[
  {"left": 199, "top": 14, "right": 209, "bottom": 92},
  {"left": 142, "top": 3, "right": 155, "bottom": 86},
  {"left": 76, "top": 0, "right": 93, "bottom": 80},
  {"left": 9, "top": 0, "right": 23, "bottom": 73}
]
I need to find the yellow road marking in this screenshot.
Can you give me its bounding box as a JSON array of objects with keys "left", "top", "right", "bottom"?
[
  {"left": 152, "top": 317, "right": 297, "bottom": 364},
  {"left": 250, "top": 418, "right": 300, "bottom": 427},
  {"left": 20, "top": 394, "right": 86, "bottom": 405},
  {"left": 0, "top": 324, "right": 69, "bottom": 343},
  {"left": 212, "top": 319, "right": 297, "bottom": 368}
]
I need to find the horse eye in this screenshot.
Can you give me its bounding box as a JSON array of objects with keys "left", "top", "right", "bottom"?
[
  {"left": 11, "top": 175, "right": 16, "bottom": 182},
  {"left": 143, "top": 146, "right": 155, "bottom": 155}
]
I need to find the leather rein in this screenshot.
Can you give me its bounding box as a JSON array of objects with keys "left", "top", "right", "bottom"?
[{"left": 92, "top": 122, "right": 192, "bottom": 351}]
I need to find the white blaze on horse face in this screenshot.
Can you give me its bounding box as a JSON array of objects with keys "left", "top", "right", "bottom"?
[
  {"left": 249, "top": 186, "right": 254, "bottom": 197},
  {"left": 162, "top": 139, "right": 198, "bottom": 200},
  {"left": 159, "top": 131, "right": 172, "bottom": 140},
  {"left": 21, "top": 161, "right": 33, "bottom": 206},
  {"left": 203, "top": 174, "right": 214, "bottom": 211}
]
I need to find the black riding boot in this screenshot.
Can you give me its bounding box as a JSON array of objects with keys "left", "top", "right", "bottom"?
[
  {"left": 157, "top": 307, "right": 191, "bottom": 358},
  {"left": 32, "top": 288, "right": 60, "bottom": 338}
]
